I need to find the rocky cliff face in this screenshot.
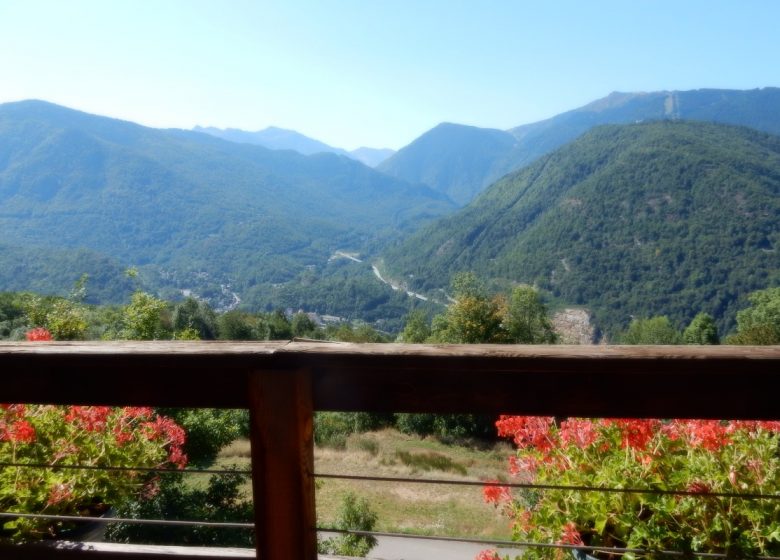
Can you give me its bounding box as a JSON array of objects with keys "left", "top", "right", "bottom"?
[{"left": 552, "top": 308, "right": 596, "bottom": 344}]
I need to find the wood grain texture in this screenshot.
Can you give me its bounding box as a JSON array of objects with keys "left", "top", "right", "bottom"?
[
  {"left": 248, "top": 369, "right": 317, "bottom": 560},
  {"left": 0, "top": 342, "right": 777, "bottom": 418}
]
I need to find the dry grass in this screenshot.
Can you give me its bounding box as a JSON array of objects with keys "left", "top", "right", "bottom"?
[
  {"left": 213, "top": 429, "right": 514, "bottom": 539},
  {"left": 315, "top": 430, "right": 513, "bottom": 538}
]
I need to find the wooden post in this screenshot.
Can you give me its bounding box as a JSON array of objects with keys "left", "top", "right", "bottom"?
[{"left": 248, "top": 369, "right": 317, "bottom": 560}]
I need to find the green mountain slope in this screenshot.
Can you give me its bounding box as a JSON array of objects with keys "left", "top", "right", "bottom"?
[
  {"left": 382, "top": 121, "right": 780, "bottom": 336},
  {"left": 0, "top": 244, "right": 135, "bottom": 303},
  {"left": 378, "top": 88, "right": 780, "bottom": 206},
  {"left": 377, "top": 123, "right": 518, "bottom": 205},
  {"left": 0, "top": 100, "right": 454, "bottom": 312}
]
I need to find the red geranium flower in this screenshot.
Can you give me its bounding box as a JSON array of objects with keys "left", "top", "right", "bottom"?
[{"left": 26, "top": 327, "right": 53, "bottom": 341}]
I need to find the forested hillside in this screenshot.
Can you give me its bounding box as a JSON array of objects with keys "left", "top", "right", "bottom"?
[
  {"left": 382, "top": 121, "right": 780, "bottom": 335},
  {"left": 0, "top": 100, "right": 454, "bottom": 317},
  {"left": 379, "top": 88, "right": 780, "bottom": 205}
]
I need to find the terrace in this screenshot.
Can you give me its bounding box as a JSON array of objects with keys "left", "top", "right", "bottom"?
[{"left": 0, "top": 341, "right": 778, "bottom": 560}]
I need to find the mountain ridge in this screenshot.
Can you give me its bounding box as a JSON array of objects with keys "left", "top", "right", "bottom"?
[
  {"left": 194, "top": 125, "right": 395, "bottom": 167},
  {"left": 378, "top": 87, "right": 780, "bottom": 205},
  {"left": 382, "top": 120, "right": 780, "bottom": 335}
]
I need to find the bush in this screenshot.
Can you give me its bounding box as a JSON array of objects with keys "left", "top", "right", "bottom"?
[
  {"left": 395, "top": 413, "right": 496, "bottom": 441},
  {"left": 314, "top": 412, "right": 393, "bottom": 449},
  {"left": 106, "top": 469, "right": 253, "bottom": 547},
  {"left": 318, "top": 493, "right": 377, "bottom": 557}
]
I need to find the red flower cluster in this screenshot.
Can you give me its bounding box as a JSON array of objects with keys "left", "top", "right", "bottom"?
[
  {"left": 559, "top": 418, "right": 599, "bottom": 448},
  {"left": 496, "top": 415, "right": 555, "bottom": 452},
  {"left": 496, "top": 416, "right": 780, "bottom": 458},
  {"left": 65, "top": 406, "right": 112, "bottom": 433},
  {"left": 606, "top": 419, "right": 662, "bottom": 450},
  {"left": 142, "top": 416, "right": 187, "bottom": 468},
  {"left": 1, "top": 404, "right": 36, "bottom": 443},
  {"left": 4, "top": 420, "right": 36, "bottom": 443},
  {"left": 483, "top": 481, "right": 512, "bottom": 505},
  {"left": 25, "top": 327, "right": 53, "bottom": 341}
]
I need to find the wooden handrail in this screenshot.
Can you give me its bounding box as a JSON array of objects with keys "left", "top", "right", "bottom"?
[{"left": 0, "top": 341, "right": 778, "bottom": 560}]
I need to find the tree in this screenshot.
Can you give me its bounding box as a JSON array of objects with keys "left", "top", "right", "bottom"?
[
  {"left": 683, "top": 312, "right": 719, "bottom": 344},
  {"left": 118, "top": 292, "right": 169, "bottom": 340},
  {"left": 727, "top": 287, "right": 780, "bottom": 344},
  {"left": 21, "top": 294, "right": 88, "bottom": 340},
  {"left": 396, "top": 309, "right": 431, "bottom": 343},
  {"left": 505, "top": 285, "right": 557, "bottom": 344},
  {"left": 172, "top": 298, "right": 217, "bottom": 340},
  {"left": 267, "top": 310, "right": 292, "bottom": 340},
  {"left": 291, "top": 312, "right": 318, "bottom": 338},
  {"left": 620, "top": 316, "right": 682, "bottom": 344},
  {"left": 218, "top": 310, "right": 267, "bottom": 340},
  {"left": 430, "top": 272, "right": 505, "bottom": 343}
]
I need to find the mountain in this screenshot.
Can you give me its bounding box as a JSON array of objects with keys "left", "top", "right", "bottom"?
[
  {"left": 0, "top": 244, "right": 135, "bottom": 304},
  {"left": 195, "top": 126, "right": 395, "bottom": 167},
  {"left": 0, "top": 100, "right": 454, "bottom": 313},
  {"left": 377, "top": 123, "right": 518, "bottom": 205},
  {"left": 381, "top": 121, "right": 780, "bottom": 336},
  {"left": 194, "top": 125, "right": 349, "bottom": 157},
  {"left": 378, "top": 88, "right": 780, "bottom": 205},
  {"left": 348, "top": 147, "right": 395, "bottom": 167}
]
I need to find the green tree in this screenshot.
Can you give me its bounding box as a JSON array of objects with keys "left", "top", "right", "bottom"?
[
  {"left": 267, "top": 310, "right": 292, "bottom": 340},
  {"left": 21, "top": 294, "right": 88, "bottom": 340},
  {"left": 727, "top": 287, "right": 780, "bottom": 344},
  {"left": 620, "top": 316, "right": 682, "bottom": 344},
  {"left": 683, "top": 312, "right": 720, "bottom": 344},
  {"left": 430, "top": 272, "right": 505, "bottom": 343},
  {"left": 505, "top": 285, "right": 557, "bottom": 343},
  {"left": 291, "top": 312, "right": 318, "bottom": 338},
  {"left": 172, "top": 297, "right": 217, "bottom": 340},
  {"left": 218, "top": 310, "right": 268, "bottom": 340},
  {"left": 396, "top": 309, "right": 431, "bottom": 343},
  {"left": 118, "top": 292, "right": 169, "bottom": 340}
]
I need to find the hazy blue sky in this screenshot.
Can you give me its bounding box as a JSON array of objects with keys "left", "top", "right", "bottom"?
[{"left": 1, "top": 0, "right": 778, "bottom": 150}]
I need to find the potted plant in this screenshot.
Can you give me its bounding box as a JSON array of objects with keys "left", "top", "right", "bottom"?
[{"left": 481, "top": 417, "right": 780, "bottom": 560}]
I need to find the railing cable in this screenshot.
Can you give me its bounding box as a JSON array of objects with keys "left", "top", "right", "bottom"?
[
  {"left": 315, "top": 473, "right": 780, "bottom": 500},
  {"left": 0, "top": 512, "right": 253, "bottom": 529},
  {"left": 0, "top": 462, "right": 251, "bottom": 476}
]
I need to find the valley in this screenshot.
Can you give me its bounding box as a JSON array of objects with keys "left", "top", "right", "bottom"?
[{"left": 1, "top": 89, "right": 779, "bottom": 339}]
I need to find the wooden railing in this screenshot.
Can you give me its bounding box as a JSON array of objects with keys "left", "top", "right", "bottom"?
[{"left": 0, "top": 341, "right": 779, "bottom": 560}]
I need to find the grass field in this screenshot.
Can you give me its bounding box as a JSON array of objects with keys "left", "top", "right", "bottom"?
[{"left": 216, "top": 429, "right": 515, "bottom": 540}]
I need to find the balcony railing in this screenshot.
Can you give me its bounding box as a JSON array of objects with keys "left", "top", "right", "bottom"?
[{"left": 0, "top": 341, "right": 778, "bottom": 559}]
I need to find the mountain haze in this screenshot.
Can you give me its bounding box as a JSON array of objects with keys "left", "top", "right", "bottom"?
[
  {"left": 382, "top": 120, "right": 780, "bottom": 335},
  {"left": 195, "top": 126, "right": 395, "bottom": 167},
  {"left": 379, "top": 88, "right": 780, "bottom": 205}
]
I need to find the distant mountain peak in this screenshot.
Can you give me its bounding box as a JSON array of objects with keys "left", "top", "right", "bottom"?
[{"left": 194, "top": 125, "right": 394, "bottom": 166}]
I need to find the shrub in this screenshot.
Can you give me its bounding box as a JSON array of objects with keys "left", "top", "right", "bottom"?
[
  {"left": 106, "top": 469, "right": 253, "bottom": 547},
  {"left": 0, "top": 405, "right": 186, "bottom": 541},
  {"left": 318, "top": 493, "right": 378, "bottom": 557}
]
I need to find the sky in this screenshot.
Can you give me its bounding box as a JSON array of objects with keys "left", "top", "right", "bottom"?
[{"left": 1, "top": 0, "right": 779, "bottom": 150}]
